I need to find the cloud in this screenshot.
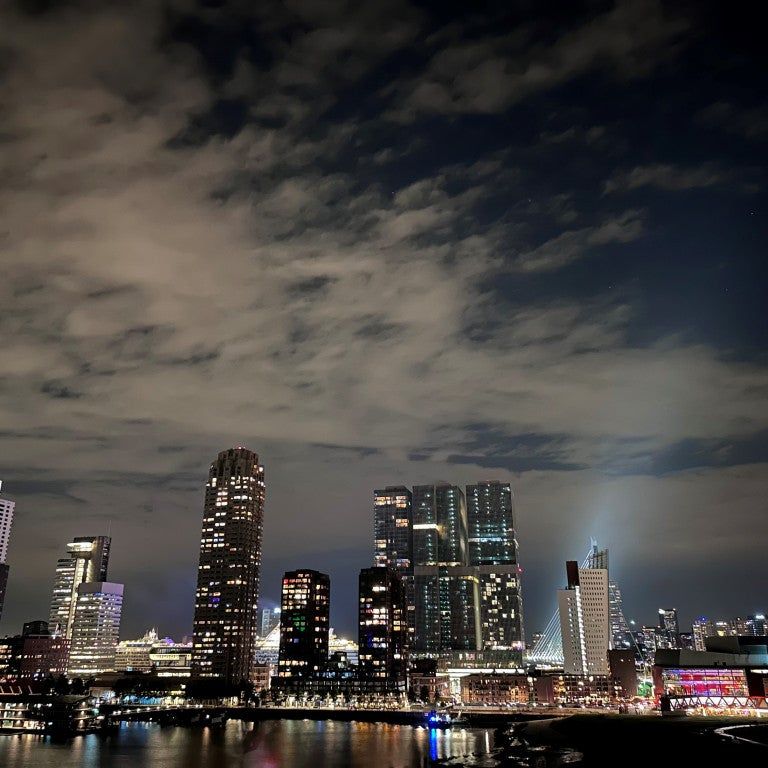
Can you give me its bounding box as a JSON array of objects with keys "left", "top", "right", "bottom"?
[
  {"left": 0, "top": 0, "right": 765, "bottom": 639},
  {"left": 513, "top": 211, "right": 644, "bottom": 272},
  {"left": 603, "top": 163, "right": 732, "bottom": 194},
  {"left": 388, "top": 0, "right": 689, "bottom": 119},
  {"left": 697, "top": 101, "right": 768, "bottom": 140}
]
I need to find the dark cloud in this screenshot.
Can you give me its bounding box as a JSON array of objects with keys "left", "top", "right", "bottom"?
[{"left": 0, "top": 0, "right": 765, "bottom": 639}]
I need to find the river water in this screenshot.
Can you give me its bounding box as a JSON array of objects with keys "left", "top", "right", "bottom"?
[{"left": 0, "top": 720, "right": 499, "bottom": 767}]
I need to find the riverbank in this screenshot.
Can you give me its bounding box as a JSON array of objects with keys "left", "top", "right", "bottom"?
[
  {"left": 230, "top": 706, "right": 556, "bottom": 728},
  {"left": 511, "top": 714, "right": 767, "bottom": 767}
]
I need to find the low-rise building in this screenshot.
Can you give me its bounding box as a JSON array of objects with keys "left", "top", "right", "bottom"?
[
  {"left": 460, "top": 674, "right": 537, "bottom": 706},
  {"left": 654, "top": 636, "right": 768, "bottom": 713},
  {"left": 0, "top": 622, "right": 70, "bottom": 681}
]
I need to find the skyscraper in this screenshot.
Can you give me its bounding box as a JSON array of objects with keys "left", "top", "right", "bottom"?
[
  {"left": 261, "top": 607, "right": 281, "bottom": 638},
  {"left": 191, "top": 447, "right": 265, "bottom": 686},
  {"left": 0, "top": 483, "right": 14, "bottom": 564},
  {"left": 412, "top": 484, "right": 480, "bottom": 652},
  {"left": 358, "top": 566, "right": 407, "bottom": 691},
  {"left": 49, "top": 536, "right": 111, "bottom": 639},
  {"left": 657, "top": 608, "right": 680, "bottom": 649},
  {"left": 67, "top": 581, "right": 124, "bottom": 677},
  {"left": 609, "top": 582, "right": 632, "bottom": 649},
  {"left": 374, "top": 487, "right": 413, "bottom": 570},
  {"left": 373, "top": 487, "right": 414, "bottom": 640},
  {"left": 558, "top": 559, "right": 610, "bottom": 675},
  {"left": 466, "top": 481, "right": 524, "bottom": 654},
  {"left": 276, "top": 569, "right": 330, "bottom": 686},
  {"left": 0, "top": 482, "right": 15, "bottom": 622},
  {"left": 692, "top": 617, "right": 714, "bottom": 651}
]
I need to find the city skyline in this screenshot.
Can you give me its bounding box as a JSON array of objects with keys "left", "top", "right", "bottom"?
[
  {"left": 0, "top": 463, "right": 763, "bottom": 648},
  {"left": 0, "top": 0, "right": 766, "bottom": 645}
]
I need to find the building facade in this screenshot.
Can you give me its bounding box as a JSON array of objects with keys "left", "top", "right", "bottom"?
[
  {"left": 558, "top": 559, "right": 610, "bottom": 676},
  {"left": 374, "top": 487, "right": 413, "bottom": 571},
  {"left": 466, "top": 481, "right": 524, "bottom": 657},
  {"left": 0, "top": 484, "right": 15, "bottom": 564},
  {"left": 67, "top": 581, "right": 123, "bottom": 677},
  {"left": 412, "top": 484, "right": 481, "bottom": 652},
  {"left": 191, "top": 447, "right": 265, "bottom": 686},
  {"left": 0, "top": 484, "right": 14, "bottom": 623},
  {"left": 0, "top": 622, "right": 70, "bottom": 681},
  {"left": 657, "top": 608, "right": 680, "bottom": 649},
  {"left": 692, "top": 617, "right": 715, "bottom": 651},
  {"left": 49, "top": 536, "right": 111, "bottom": 639},
  {"left": 373, "top": 487, "right": 414, "bottom": 640},
  {"left": 261, "top": 607, "right": 281, "bottom": 638},
  {"left": 358, "top": 566, "right": 407, "bottom": 691},
  {"left": 275, "top": 569, "right": 330, "bottom": 687},
  {"left": 150, "top": 640, "right": 193, "bottom": 677}
]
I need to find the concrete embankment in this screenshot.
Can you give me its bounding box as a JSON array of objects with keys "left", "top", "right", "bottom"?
[{"left": 230, "top": 707, "right": 555, "bottom": 728}]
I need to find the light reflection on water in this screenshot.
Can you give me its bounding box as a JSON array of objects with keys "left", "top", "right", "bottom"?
[{"left": 0, "top": 720, "right": 497, "bottom": 768}]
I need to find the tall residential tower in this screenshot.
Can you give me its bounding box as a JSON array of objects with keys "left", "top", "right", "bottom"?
[
  {"left": 373, "top": 487, "right": 414, "bottom": 638},
  {"left": 275, "top": 569, "right": 330, "bottom": 687},
  {"left": 412, "top": 484, "right": 480, "bottom": 652},
  {"left": 191, "top": 448, "right": 265, "bottom": 686},
  {"left": 466, "top": 481, "right": 524, "bottom": 655},
  {"left": 358, "top": 566, "right": 407, "bottom": 692}
]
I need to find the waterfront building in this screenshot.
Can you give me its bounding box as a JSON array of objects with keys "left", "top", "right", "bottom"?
[
  {"left": 373, "top": 487, "right": 414, "bottom": 639},
  {"left": 558, "top": 559, "right": 610, "bottom": 675},
  {"left": 460, "top": 673, "right": 536, "bottom": 706},
  {"left": 261, "top": 607, "right": 281, "bottom": 638},
  {"left": 358, "top": 566, "right": 407, "bottom": 691},
  {"left": 191, "top": 447, "right": 265, "bottom": 686},
  {"left": 49, "top": 536, "right": 111, "bottom": 639},
  {"left": 550, "top": 673, "right": 616, "bottom": 705},
  {"left": 0, "top": 483, "right": 14, "bottom": 622},
  {"left": 466, "top": 481, "right": 524, "bottom": 658},
  {"left": 0, "top": 687, "right": 98, "bottom": 734},
  {"left": 275, "top": 569, "right": 330, "bottom": 686},
  {"left": 67, "top": 581, "right": 123, "bottom": 677},
  {"left": 654, "top": 636, "right": 768, "bottom": 712},
  {"left": 0, "top": 622, "right": 69, "bottom": 681}
]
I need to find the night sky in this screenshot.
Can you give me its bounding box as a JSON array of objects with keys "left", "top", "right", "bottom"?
[{"left": 0, "top": 1, "right": 766, "bottom": 642}]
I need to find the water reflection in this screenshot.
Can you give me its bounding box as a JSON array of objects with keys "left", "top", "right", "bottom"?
[{"left": 0, "top": 720, "right": 496, "bottom": 768}]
